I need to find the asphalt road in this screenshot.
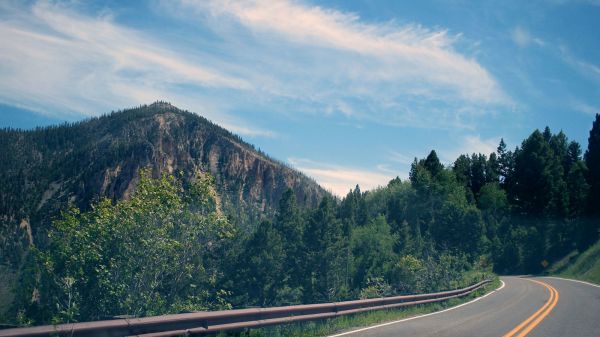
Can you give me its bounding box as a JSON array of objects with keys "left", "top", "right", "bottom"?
[{"left": 328, "top": 276, "right": 600, "bottom": 337}]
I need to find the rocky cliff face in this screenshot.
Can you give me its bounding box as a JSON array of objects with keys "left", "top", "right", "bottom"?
[{"left": 0, "top": 102, "right": 326, "bottom": 272}]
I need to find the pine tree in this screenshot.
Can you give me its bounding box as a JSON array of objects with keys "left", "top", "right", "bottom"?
[
  {"left": 567, "top": 161, "right": 589, "bottom": 218},
  {"left": 582, "top": 114, "right": 600, "bottom": 247},
  {"left": 453, "top": 154, "right": 471, "bottom": 187},
  {"left": 423, "top": 150, "right": 443, "bottom": 177},
  {"left": 303, "top": 196, "right": 348, "bottom": 302},
  {"left": 513, "top": 130, "right": 567, "bottom": 217},
  {"left": 550, "top": 131, "right": 569, "bottom": 174},
  {"left": 496, "top": 138, "right": 514, "bottom": 188},
  {"left": 543, "top": 126, "right": 552, "bottom": 143},
  {"left": 585, "top": 114, "right": 600, "bottom": 216},
  {"left": 486, "top": 152, "right": 500, "bottom": 184},
  {"left": 274, "top": 189, "right": 304, "bottom": 290},
  {"left": 241, "top": 221, "right": 286, "bottom": 306},
  {"left": 470, "top": 153, "right": 488, "bottom": 197},
  {"left": 566, "top": 141, "right": 582, "bottom": 172}
]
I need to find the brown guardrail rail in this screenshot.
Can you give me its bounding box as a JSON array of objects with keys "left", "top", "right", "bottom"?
[{"left": 0, "top": 279, "right": 491, "bottom": 337}]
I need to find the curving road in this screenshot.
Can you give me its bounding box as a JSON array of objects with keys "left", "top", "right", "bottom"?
[{"left": 328, "top": 276, "right": 600, "bottom": 337}]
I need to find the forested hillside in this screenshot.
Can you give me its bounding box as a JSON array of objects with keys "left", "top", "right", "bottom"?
[
  {"left": 1, "top": 106, "right": 599, "bottom": 326},
  {"left": 0, "top": 102, "right": 326, "bottom": 320},
  {"left": 224, "top": 114, "right": 600, "bottom": 310}
]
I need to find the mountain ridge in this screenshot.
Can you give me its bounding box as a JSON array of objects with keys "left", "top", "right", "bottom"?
[{"left": 0, "top": 102, "right": 327, "bottom": 278}]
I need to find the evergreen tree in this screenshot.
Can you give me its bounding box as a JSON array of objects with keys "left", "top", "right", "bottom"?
[
  {"left": 565, "top": 161, "right": 590, "bottom": 250},
  {"left": 408, "top": 159, "right": 434, "bottom": 239},
  {"left": 566, "top": 141, "right": 582, "bottom": 172},
  {"left": 496, "top": 138, "right": 514, "bottom": 188},
  {"left": 513, "top": 130, "right": 567, "bottom": 217},
  {"left": 543, "top": 126, "right": 553, "bottom": 143},
  {"left": 240, "top": 221, "right": 286, "bottom": 306},
  {"left": 423, "top": 150, "right": 444, "bottom": 177},
  {"left": 470, "top": 153, "right": 488, "bottom": 197},
  {"left": 486, "top": 152, "right": 500, "bottom": 184},
  {"left": 453, "top": 154, "right": 471, "bottom": 188},
  {"left": 567, "top": 161, "right": 589, "bottom": 218},
  {"left": 274, "top": 189, "right": 304, "bottom": 289},
  {"left": 583, "top": 114, "right": 600, "bottom": 247},
  {"left": 550, "top": 131, "right": 569, "bottom": 174},
  {"left": 342, "top": 185, "right": 368, "bottom": 227},
  {"left": 303, "top": 196, "right": 348, "bottom": 302},
  {"left": 585, "top": 114, "right": 600, "bottom": 216}
]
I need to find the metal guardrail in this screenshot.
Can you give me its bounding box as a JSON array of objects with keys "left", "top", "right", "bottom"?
[{"left": 0, "top": 279, "right": 491, "bottom": 337}]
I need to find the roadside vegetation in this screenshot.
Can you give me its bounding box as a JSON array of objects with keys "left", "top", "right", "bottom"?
[
  {"left": 546, "top": 240, "right": 600, "bottom": 284},
  {"left": 230, "top": 277, "right": 500, "bottom": 337}
]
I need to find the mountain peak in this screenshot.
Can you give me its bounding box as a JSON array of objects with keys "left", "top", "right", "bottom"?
[
  {"left": 1, "top": 103, "right": 327, "bottom": 239},
  {"left": 148, "top": 101, "right": 178, "bottom": 111}
]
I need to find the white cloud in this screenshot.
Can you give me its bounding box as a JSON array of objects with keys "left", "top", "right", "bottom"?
[
  {"left": 511, "top": 26, "right": 544, "bottom": 48},
  {"left": 0, "top": 0, "right": 512, "bottom": 134},
  {"left": 222, "top": 123, "right": 279, "bottom": 138},
  {"left": 212, "top": 0, "right": 505, "bottom": 103},
  {"left": 171, "top": 0, "right": 510, "bottom": 129},
  {"left": 443, "top": 135, "right": 500, "bottom": 163},
  {"left": 573, "top": 101, "right": 600, "bottom": 116},
  {"left": 559, "top": 45, "right": 600, "bottom": 81},
  {"left": 388, "top": 151, "right": 415, "bottom": 165},
  {"left": 0, "top": 1, "right": 274, "bottom": 137},
  {"left": 462, "top": 135, "right": 500, "bottom": 155},
  {"left": 288, "top": 157, "right": 393, "bottom": 196}
]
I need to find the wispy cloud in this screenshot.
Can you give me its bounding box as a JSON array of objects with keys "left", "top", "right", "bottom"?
[
  {"left": 511, "top": 26, "right": 544, "bottom": 47},
  {"left": 171, "top": 0, "right": 510, "bottom": 129},
  {"left": 462, "top": 135, "right": 500, "bottom": 156},
  {"left": 288, "top": 157, "right": 393, "bottom": 196},
  {"left": 222, "top": 123, "right": 279, "bottom": 138},
  {"left": 388, "top": 151, "right": 415, "bottom": 165},
  {"left": 573, "top": 101, "right": 600, "bottom": 116},
  {"left": 0, "top": 0, "right": 512, "bottom": 134},
  {"left": 558, "top": 45, "right": 600, "bottom": 81},
  {"left": 443, "top": 135, "right": 500, "bottom": 163},
  {"left": 0, "top": 1, "right": 272, "bottom": 137}
]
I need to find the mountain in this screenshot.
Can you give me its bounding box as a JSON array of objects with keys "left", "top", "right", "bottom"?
[{"left": 0, "top": 102, "right": 326, "bottom": 312}]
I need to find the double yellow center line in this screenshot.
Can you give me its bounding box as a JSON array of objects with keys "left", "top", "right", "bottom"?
[{"left": 503, "top": 279, "right": 559, "bottom": 337}]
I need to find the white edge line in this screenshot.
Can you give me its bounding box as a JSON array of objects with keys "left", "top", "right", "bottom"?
[
  {"left": 326, "top": 280, "right": 506, "bottom": 337},
  {"left": 542, "top": 276, "right": 600, "bottom": 289}
]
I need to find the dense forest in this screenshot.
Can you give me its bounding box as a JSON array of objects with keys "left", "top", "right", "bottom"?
[{"left": 4, "top": 111, "right": 600, "bottom": 326}]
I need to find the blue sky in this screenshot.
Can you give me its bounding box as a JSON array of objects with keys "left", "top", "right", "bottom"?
[{"left": 1, "top": 0, "right": 599, "bottom": 195}]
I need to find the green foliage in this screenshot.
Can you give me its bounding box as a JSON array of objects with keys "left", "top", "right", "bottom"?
[
  {"left": 512, "top": 129, "right": 567, "bottom": 217},
  {"left": 238, "top": 221, "right": 286, "bottom": 306},
  {"left": 15, "top": 170, "right": 233, "bottom": 324},
  {"left": 0, "top": 102, "right": 325, "bottom": 318},
  {"left": 274, "top": 189, "right": 305, "bottom": 290},
  {"left": 566, "top": 161, "right": 589, "bottom": 218},
  {"left": 351, "top": 216, "right": 396, "bottom": 288},
  {"left": 548, "top": 240, "right": 600, "bottom": 284},
  {"left": 358, "top": 277, "right": 393, "bottom": 299},
  {"left": 584, "top": 114, "right": 600, "bottom": 240},
  {"left": 303, "top": 196, "right": 349, "bottom": 302},
  {"left": 423, "top": 150, "right": 444, "bottom": 177}
]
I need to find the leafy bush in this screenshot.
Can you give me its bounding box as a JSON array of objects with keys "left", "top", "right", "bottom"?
[{"left": 16, "top": 170, "right": 233, "bottom": 324}]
